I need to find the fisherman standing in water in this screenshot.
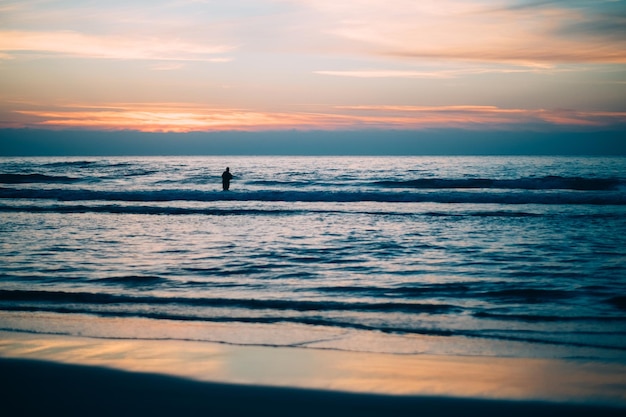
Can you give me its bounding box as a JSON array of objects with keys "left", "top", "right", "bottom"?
[{"left": 222, "top": 167, "right": 233, "bottom": 191}]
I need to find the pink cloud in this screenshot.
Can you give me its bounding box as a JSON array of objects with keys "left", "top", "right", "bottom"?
[
  {"left": 8, "top": 103, "right": 626, "bottom": 132},
  {"left": 292, "top": 0, "right": 626, "bottom": 65},
  {"left": 0, "top": 30, "right": 234, "bottom": 62}
]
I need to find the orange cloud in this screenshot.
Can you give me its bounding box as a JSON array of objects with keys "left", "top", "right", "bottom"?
[
  {"left": 315, "top": 66, "right": 562, "bottom": 78},
  {"left": 8, "top": 103, "right": 626, "bottom": 132},
  {"left": 292, "top": 0, "right": 626, "bottom": 65},
  {"left": 0, "top": 30, "right": 234, "bottom": 62},
  {"left": 11, "top": 103, "right": 344, "bottom": 132},
  {"left": 336, "top": 105, "right": 626, "bottom": 128}
]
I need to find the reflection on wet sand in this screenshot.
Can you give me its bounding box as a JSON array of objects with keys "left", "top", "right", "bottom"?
[{"left": 1, "top": 330, "right": 625, "bottom": 406}]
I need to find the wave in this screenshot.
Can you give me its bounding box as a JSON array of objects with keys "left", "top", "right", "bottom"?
[
  {"left": 3, "top": 203, "right": 625, "bottom": 219},
  {"left": 314, "top": 285, "right": 617, "bottom": 311},
  {"left": 41, "top": 160, "right": 132, "bottom": 169},
  {"left": 42, "top": 161, "right": 98, "bottom": 168},
  {"left": 474, "top": 311, "right": 626, "bottom": 323},
  {"left": 316, "top": 284, "right": 578, "bottom": 303},
  {"left": 375, "top": 176, "right": 623, "bottom": 191},
  {"left": 2, "top": 288, "right": 624, "bottom": 322},
  {"left": 1, "top": 188, "right": 624, "bottom": 205},
  {"left": 0, "top": 289, "right": 460, "bottom": 315},
  {"left": 91, "top": 275, "right": 169, "bottom": 287},
  {"left": 0, "top": 173, "right": 82, "bottom": 184},
  {"left": 2, "top": 290, "right": 625, "bottom": 351},
  {"left": 0, "top": 204, "right": 308, "bottom": 216},
  {"left": 480, "top": 288, "right": 575, "bottom": 303},
  {"left": 248, "top": 180, "right": 322, "bottom": 188},
  {"left": 608, "top": 296, "right": 626, "bottom": 311}
]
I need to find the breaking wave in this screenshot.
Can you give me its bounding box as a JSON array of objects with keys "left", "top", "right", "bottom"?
[{"left": 1, "top": 187, "right": 624, "bottom": 205}]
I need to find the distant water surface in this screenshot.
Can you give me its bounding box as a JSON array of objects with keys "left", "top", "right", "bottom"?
[{"left": 1, "top": 156, "right": 625, "bottom": 361}]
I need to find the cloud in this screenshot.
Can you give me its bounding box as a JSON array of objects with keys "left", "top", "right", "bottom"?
[
  {"left": 5, "top": 1, "right": 624, "bottom": 67},
  {"left": 1, "top": 0, "right": 624, "bottom": 131},
  {"left": 10, "top": 103, "right": 336, "bottom": 132},
  {"left": 8, "top": 102, "right": 626, "bottom": 132},
  {"left": 335, "top": 105, "right": 626, "bottom": 128},
  {"left": 288, "top": 0, "right": 626, "bottom": 65},
  {"left": 0, "top": 30, "right": 235, "bottom": 62},
  {"left": 315, "top": 70, "right": 455, "bottom": 79},
  {"left": 315, "top": 65, "right": 565, "bottom": 78},
  {"left": 150, "top": 63, "right": 187, "bottom": 71}
]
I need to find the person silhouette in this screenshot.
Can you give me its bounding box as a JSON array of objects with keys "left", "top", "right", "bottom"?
[{"left": 222, "top": 167, "right": 233, "bottom": 191}]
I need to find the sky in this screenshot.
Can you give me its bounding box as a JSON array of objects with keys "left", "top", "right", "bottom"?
[{"left": 1, "top": 0, "right": 625, "bottom": 154}]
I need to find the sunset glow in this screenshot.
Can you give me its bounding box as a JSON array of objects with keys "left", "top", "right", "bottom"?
[
  {"left": 8, "top": 103, "right": 625, "bottom": 133},
  {"left": 1, "top": 0, "right": 625, "bottom": 138}
]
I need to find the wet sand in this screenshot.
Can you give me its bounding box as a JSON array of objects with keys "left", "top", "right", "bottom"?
[
  {"left": 1, "top": 330, "right": 625, "bottom": 416},
  {"left": 2, "top": 357, "right": 625, "bottom": 417}
]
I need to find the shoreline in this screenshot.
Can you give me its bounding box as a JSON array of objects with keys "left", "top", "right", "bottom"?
[
  {"left": 1, "top": 357, "right": 624, "bottom": 417},
  {"left": 1, "top": 330, "right": 625, "bottom": 409}
]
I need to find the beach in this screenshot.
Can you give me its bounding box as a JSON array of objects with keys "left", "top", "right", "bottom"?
[
  {"left": 2, "top": 359, "right": 623, "bottom": 417},
  {"left": 1, "top": 156, "right": 625, "bottom": 415},
  {"left": 3, "top": 0, "right": 626, "bottom": 411},
  {"left": 1, "top": 330, "right": 626, "bottom": 416}
]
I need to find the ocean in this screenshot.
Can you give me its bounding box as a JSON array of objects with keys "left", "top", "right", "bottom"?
[{"left": 1, "top": 156, "right": 625, "bottom": 362}]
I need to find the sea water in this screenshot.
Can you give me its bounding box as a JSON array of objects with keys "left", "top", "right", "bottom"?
[{"left": 1, "top": 156, "right": 625, "bottom": 361}]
